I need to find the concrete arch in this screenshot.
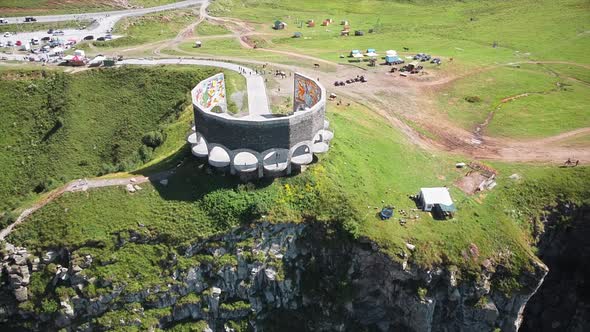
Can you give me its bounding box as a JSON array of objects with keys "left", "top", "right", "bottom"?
[
  {"left": 191, "top": 132, "right": 208, "bottom": 158},
  {"left": 262, "top": 148, "right": 289, "bottom": 172},
  {"left": 232, "top": 149, "right": 260, "bottom": 174},
  {"left": 187, "top": 132, "right": 199, "bottom": 145},
  {"left": 313, "top": 129, "right": 334, "bottom": 143},
  {"left": 290, "top": 141, "right": 313, "bottom": 165},
  {"left": 208, "top": 144, "right": 231, "bottom": 168}
]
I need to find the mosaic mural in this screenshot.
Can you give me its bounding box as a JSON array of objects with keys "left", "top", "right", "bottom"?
[
  {"left": 194, "top": 73, "right": 227, "bottom": 111},
  {"left": 293, "top": 73, "right": 321, "bottom": 111}
]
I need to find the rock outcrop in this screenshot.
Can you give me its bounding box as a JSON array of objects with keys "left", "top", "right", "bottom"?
[
  {"left": 1, "top": 221, "right": 547, "bottom": 331},
  {"left": 521, "top": 202, "right": 590, "bottom": 332}
]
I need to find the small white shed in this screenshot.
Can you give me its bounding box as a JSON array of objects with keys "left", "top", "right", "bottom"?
[{"left": 418, "top": 187, "right": 454, "bottom": 212}]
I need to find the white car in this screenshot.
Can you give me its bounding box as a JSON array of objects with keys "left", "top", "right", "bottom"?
[
  {"left": 3, "top": 32, "right": 11, "bottom": 37},
  {"left": 0, "top": 42, "right": 4, "bottom": 47}
]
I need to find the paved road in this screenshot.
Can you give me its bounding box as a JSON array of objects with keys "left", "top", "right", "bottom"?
[
  {"left": 1, "top": 0, "right": 205, "bottom": 24},
  {"left": 0, "top": 0, "right": 204, "bottom": 52},
  {"left": 120, "top": 58, "right": 271, "bottom": 116}
]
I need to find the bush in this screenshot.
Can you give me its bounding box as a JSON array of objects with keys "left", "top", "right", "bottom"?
[
  {"left": 142, "top": 131, "right": 165, "bottom": 148},
  {"left": 417, "top": 287, "right": 428, "bottom": 301},
  {"left": 0, "top": 211, "right": 19, "bottom": 229},
  {"left": 34, "top": 177, "right": 60, "bottom": 194},
  {"left": 464, "top": 96, "right": 482, "bottom": 103},
  {"left": 138, "top": 145, "right": 153, "bottom": 163},
  {"left": 41, "top": 299, "right": 59, "bottom": 314}
]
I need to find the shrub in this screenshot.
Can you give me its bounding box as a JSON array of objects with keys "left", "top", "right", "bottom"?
[
  {"left": 142, "top": 131, "right": 165, "bottom": 148},
  {"left": 138, "top": 145, "right": 154, "bottom": 163},
  {"left": 417, "top": 287, "right": 428, "bottom": 301},
  {"left": 464, "top": 96, "right": 482, "bottom": 103},
  {"left": 41, "top": 299, "right": 59, "bottom": 314},
  {"left": 0, "top": 211, "right": 18, "bottom": 229}
]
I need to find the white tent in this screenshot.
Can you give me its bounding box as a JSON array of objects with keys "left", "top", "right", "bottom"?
[
  {"left": 386, "top": 50, "right": 397, "bottom": 56},
  {"left": 352, "top": 53, "right": 364, "bottom": 58},
  {"left": 74, "top": 49, "right": 85, "bottom": 57},
  {"left": 418, "top": 187, "right": 454, "bottom": 212}
]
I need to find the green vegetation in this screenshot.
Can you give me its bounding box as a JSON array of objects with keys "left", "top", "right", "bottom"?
[
  {"left": 195, "top": 21, "right": 231, "bottom": 36},
  {"left": 0, "top": 66, "right": 219, "bottom": 213},
  {"left": 220, "top": 300, "right": 251, "bottom": 311},
  {"left": 438, "top": 65, "right": 590, "bottom": 138},
  {"left": 166, "top": 321, "right": 210, "bottom": 332},
  {"left": 210, "top": 0, "right": 590, "bottom": 65},
  {"left": 0, "top": 20, "right": 92, "bottom": 33},
  {"left": 0, "top": 0, "right": 184, "bottom": 16},
  {"left": 91, "top": 9, "right": 197, "bottom": 48}
]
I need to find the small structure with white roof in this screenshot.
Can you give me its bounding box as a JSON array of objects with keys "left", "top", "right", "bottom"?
[
  {"left": 417, "top": 187, "right": 456, "bottom": 214},
  {"left": 366, "top": 48, "right": 378, "bottom": 57}
]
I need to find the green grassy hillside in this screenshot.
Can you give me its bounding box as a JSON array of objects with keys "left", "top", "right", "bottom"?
[{"left": 0, "top": 66, "right": 219, "bottom": 213}]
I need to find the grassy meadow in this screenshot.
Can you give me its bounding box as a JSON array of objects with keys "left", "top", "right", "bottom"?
[
  {"left": 0, "top": 65, "right": 241, "bottom": 214},
  {"left": 436, "top": 65, "right": 590, "bottom": 138},
  {"left": 204, "top": 0, "right": 590, "bottom": 139},
  {"left": 90, "top": 9, "right": 198, "bottom": 49}
]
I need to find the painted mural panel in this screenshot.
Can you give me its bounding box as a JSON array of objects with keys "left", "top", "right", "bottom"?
[
  {"left": 293, "top": 73, "right": 321, "bottom": 111},
  {"left": 194, "top": 73, "right": 227, "bottom": 111}
]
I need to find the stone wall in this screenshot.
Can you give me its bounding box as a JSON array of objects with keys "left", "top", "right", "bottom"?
[{"left": 193, "top": 104, "right": 325, "bottom": 152}]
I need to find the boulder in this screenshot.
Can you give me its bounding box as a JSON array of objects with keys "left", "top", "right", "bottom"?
[
  {"left": 14, "top": 286, "right": 28, "bottom": 302},
  {"left": 126, "top": 183, "right": 136, "bottom": 193}
]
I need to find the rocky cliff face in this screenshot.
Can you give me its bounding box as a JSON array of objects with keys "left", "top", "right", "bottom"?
[
  {"left": 521, "top": 202, "right": 590, "bottom": 332},
  {"left": 1, "top": 222, "right": 546, "bottom": 331}
]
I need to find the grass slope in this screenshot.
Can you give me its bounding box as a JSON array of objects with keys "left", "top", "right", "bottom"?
[
  {"left": 437, "top": 65, "right": 590, "bottom": 138},
  {"left": 90, "top": 9, "right": 197, "bottom": 49},
  {"left": 0, "top": 66, "right": 220, "bottom": 213},
  {"left": 10, "top": 98, "right": 589, "bottom": 282}
]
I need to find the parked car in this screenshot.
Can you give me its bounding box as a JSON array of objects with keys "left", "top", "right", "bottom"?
[
  {"left": 1, "top": 56, "right": 8, "bottom": 60},
  {"left": 105, "top": 34, "right": 112, "bottom": 40},
  {"left": 7, "top": 40, "right": 13, "bottom": 47},
  {"left": 431, "top": 58, "right": 441, "bottom": 65},
  {"left": 53, "top": 30, "right": 64, "bottom": 36},
  {"left": 47, "top": 29, "right": 54, "bottom": 34},
  {"left": 15, "top": 40, "right": 22, "bottom": 46},
  {"left": 96, "top": 37, "right": 106, "bottom": 41},
  {"left": 41, "top": 36, "right": 51, "bottom": 42},
  {"left": 31, "top": 38, "right": 39, "bottom": 45},
  {"left": 0, "top": 42, "right": 4, "bottom": 47},
  {"left": 84, "top": 35, "right": 94, "bottom": 40},
  {"left": 3, "top": 32, "right": 11, "bottom": 38},
  {"left": 0, "top": 19, "right": 8, "bottom": 24},
  {"left": 24, "top": 17, "right": 37, "bottom": 22}
]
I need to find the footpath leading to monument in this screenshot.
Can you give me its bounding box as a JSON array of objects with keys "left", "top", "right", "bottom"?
[{"left": 119, "top": 58, "right": 271, "bottom": 116}]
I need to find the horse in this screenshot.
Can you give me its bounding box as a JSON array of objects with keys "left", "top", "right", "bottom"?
[
  {"left": 403, "top": 47, "right": 409, "bottom": 51},
  {"left": 314, "top": 63, "right": 320, "bottom": 69}
]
